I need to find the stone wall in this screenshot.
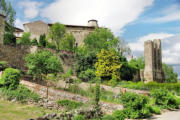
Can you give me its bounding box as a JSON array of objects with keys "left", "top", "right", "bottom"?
[
  {"left": 0, "top": 14, "right": 5, "bottom": 44},
  {"left": 143, "top": 39, "right": 164, "bottom": 82}
]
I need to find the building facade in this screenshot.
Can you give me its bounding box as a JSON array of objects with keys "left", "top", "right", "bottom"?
[{"left": 23, "top": 20, "right": 98, "bottom": 46}]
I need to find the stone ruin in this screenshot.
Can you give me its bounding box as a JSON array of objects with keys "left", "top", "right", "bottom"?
[
  {"left": 141, "top": 39, "right": 164, "bottom": 83},
  {"left": 0, "top": 14, "right": 6, "bottom": 44}
]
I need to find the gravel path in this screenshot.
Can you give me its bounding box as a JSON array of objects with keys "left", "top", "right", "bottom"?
[{"left": 146, "top": 110, "right": 180, "bottom": 120}]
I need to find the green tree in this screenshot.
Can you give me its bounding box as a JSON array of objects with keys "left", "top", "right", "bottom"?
[
  {"left": 39, "top": 34, "right": 46, "bottom": 47},
  {"left": 162, "top": 63, "right": 178, "bottom": 83},
  {"left": 3, "top": 32, "right": 16, "bottom": 45},
  {"left": 129, "top": 56, "right": 145, "bottom": 70},
  {"left": 84, "top": 28, "right": 119, "bottom": 53},
  {"left": 49, "top": 22, "right": 66, "bottom": 50},
  {"left": 59, "top": 33, "right": 76, "bottom": 52},
  {"left": 0, "top": 0, "right": 16, "bottom": 33},
  {"left": 17, "top": 32, "right": 31, "bottom": 45},
  {"left": 25, "top": 50, "right": 63, "bottom": 97},
  {"left": 95, "top": 49, "right": 122, "bottom": 83}
]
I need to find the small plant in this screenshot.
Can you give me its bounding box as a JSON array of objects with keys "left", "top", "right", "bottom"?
[
  {"left": 150, "top": 106, "right": 161, "bottom": 114},
  {"left": 102, "top": 115, "right": 115, "bottom": 120},
  {"left": 74, "top": 115, "right": 85, "bottom": 120},
  {"left": 57, "top": 99, "right": 83, "bottom": 110},
  {"left": 0, "top": 68, "right": 21, "bottom": 90},
  {"left": 112, "top": 110, "right": 126, "bottom": 120}
]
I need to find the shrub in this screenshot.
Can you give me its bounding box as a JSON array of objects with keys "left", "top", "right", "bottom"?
[
  {"left": 57, "top": 99, "right": 83, "bottom": 110},
  {"left": 102, "top": 115, "right": 115, "bottom": 120},
  {"left": 46, "top": 42, "right": 57, "bottom": 49},
  {"left": 79, "top": 69, "right": 96, "bottom": 82},
  {"left": 0, "top": 61, "right": 8, "bottom": 71},
  {"left": 120, "top": 92, "right": 151, "bottom": 119},
  {"left": 31, "top": 38, "right": 38, "bottom": 45},
  {"left": 150, "top": 106, "right": 161, "bottom": 114},
  {"left": 150, "top": 89, "right": 180, "bottom": 109},
  {"left": 74, "top": 115, "right": 85, "bottom": 120},
  {"left": 3, "top": 33, "right": 16, "bottom": 45},
  {"left": 0, "top": 85, "right": 39, "bottom": 103},
  {"left": 0, "top": 68, "right": 20, "bottom": 90},
  {"left": 17, "top": 32, "right": 31, "bottom": 45},
  {"left": 112, "top": 110, "right": 126, "bottom": 120},
  {"left": 39, "top": 34, "right": 47, "bottom": 47}
]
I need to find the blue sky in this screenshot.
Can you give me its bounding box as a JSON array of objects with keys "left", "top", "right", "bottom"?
[{"left": 10, "top": 0, "right": 180, "bottom": 77}]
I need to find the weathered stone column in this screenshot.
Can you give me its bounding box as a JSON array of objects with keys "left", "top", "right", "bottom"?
[
  {"left": 0, "top": 14, "right": 6, "bottom": 44},
  {"left": 144, "top": 40, "right": 154, "bottom": 82}
]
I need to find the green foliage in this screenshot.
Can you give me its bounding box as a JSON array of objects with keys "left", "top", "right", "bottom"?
[
  {"left": 17, "top": 32, "right": 31, "bottom": 45},
  {"left": 150, "top": 89, "right": 180, "bottom": 109},
  {"left": 120, "top": 92, "right": 151, "bottom": 119},
  {"left": 84, "top": 28, "right": 119, "bottom": 53},
  {"left": 128, "top": 56, "right": 145, "bottom": 70},
  {"left": 94, "top": 79, "right": 100, "bottom": 113},
  {"left": 59, "top": 33, "right": 76, "bottom": 52},
  {"left": 31, "top": 38, "right": 38, "bottom": 46},
  {"left": 3, "top": 33, "right": 16, "bottom": 45},
  {"left": 39, "top": 34, "right": 47, "bottom": 47},
  {"left": 0, "top": 85, "right": 39, "bottom": 103},
  {"left": 25, "top": 50, "right": 63, "bottom": 78},
  {"left": 0, "top": 68, "right": 20, "bottom": 90},
  {"left": 102, "top": 115, "right": 115, "bottom": 120},
  {"left": 95, "top": 49, "right": 122, "bottom": 83},
  {"left": 112, "top": 110, "right": 126, "bottom": 120},
  {"left": 46, "top": 41, "right": 57, "bottom": 49},
  {"left": 49, "top": 22, "right": 66, "bottom": 50},
  {"left": 79, "top": 69, "right": 96, "bottom": 82},
  {"left": 57, "top": 99, "right": 83, "bottom": 110},
  {"left": 74, "top": 115, "right": 85, "bottom": 120},
  {"left": 163, "top": 63, "right": 178, "bottom": 83},
  {"left": 0, "top": 61, "right": 8, "bottom": 71},
  {"left": 149, "top": 106, "right": 161, "bottom": 114},
  {"left": 119, "top": 81, "right": 180, "bottom": 96},
  {"left": 0, "top": 0, "right": 16, "bottom": 33},
  {"left": 75, "top": 52, "right": 97, "bottom": 78}
]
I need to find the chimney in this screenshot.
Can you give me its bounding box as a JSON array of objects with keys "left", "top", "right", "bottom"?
[{"left": 88, "top": 19, "right": 98, "bottom": 27}]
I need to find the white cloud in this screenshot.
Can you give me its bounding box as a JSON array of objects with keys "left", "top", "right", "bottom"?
[
  {"left": 15, "top": 18, "right": 24, "bottom": 29},
  {"left": 19, "top": 0, "right": 42, "bottom": 19},
  {"left": 41, "top": 0, "right": 153, "bottom": 34},
  {"left": 146, "top": 5, "right": 180, "bottom": 23},
  {"left": 128, "top": 33, "right": 180, "bottom": 65}
]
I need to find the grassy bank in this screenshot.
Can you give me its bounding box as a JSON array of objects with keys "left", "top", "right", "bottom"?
[{"left": 0, "top": 99, "right": 54, "bottom": 120}]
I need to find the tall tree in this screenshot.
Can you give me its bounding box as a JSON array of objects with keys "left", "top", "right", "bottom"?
[
  {"left": 59, "top": 33, "right": 76, "bottom": 52},
  {"left": 116, "top": 38, "right": 131, "bottom": 56},
  {"left": 162, "top": 63, "right": 178, "bottom": 83},
  {"left": 0, "top": 0, "right": 16, "bottom": 32},
  {"left": 48, "top": 22, "right": 66, "bottom": 50}
]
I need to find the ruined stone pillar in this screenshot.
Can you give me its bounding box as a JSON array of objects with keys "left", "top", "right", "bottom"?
[
  {"left": 0, "top": 14, "right": 6, "bottom": 44},
  {"left": 144, "top": 40, "right": 154, "bottom": 82},
  {"left": 143, "top": 39, "right": 164, "bottom": 83}
]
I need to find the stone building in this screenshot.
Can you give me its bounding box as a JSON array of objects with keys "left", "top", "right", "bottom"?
[
  {"left": 142, "top": 39, "right": 164, "bottom": 83},
  {"left": 23, "top": 20, "right": 98, "bottom": 46},
  {"left": 0, "top": 14, "right": 6, "bottom": 44}
]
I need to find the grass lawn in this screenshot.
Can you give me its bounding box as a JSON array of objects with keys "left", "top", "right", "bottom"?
[{"left": 0, "top": 99, "right": 56, "bottom": 120}]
